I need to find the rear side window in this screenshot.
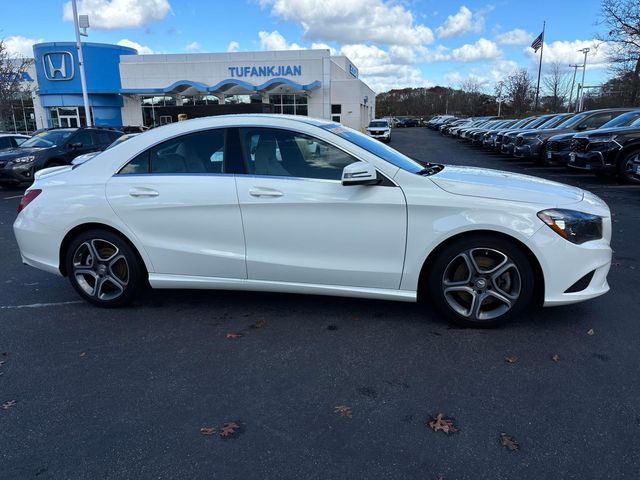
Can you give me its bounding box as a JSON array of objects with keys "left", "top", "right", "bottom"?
[
  {"left": 581, "top": 113, "right": 619, "bottom": 129},
  {"left": 119, "top": 129, "right": 226, "bottom": 175},
  {"left": 0, "top": 137, "right": 11, "bottom": 149}
]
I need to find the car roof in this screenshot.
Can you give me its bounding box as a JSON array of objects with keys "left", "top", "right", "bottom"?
[{"left": 0, "top": 133, "right": 29, "bottom": 138}]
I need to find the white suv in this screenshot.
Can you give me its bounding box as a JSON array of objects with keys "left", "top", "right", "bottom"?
[{"left": 366, "top": 119, "right": 391, "bottom": 143}]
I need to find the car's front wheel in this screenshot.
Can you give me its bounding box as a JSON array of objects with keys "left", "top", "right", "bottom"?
[
  {"left": 618, "top": 150, "right": 640, "bottom": 184},
  {"left": 65, "top": 229, "right": 146, "bottom": 307},
  {"left": 426, "top": 235, "right": 535, "bottom": 328}
]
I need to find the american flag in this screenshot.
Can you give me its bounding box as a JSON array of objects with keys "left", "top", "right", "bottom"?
[{"left": 531, "top": 32, "right": 544, "bottom": 52}]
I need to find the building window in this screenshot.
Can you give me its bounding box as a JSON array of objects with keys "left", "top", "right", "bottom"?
[
  {"left": 0, "top": 93, "right": 36, "bottom": 134},
  {"left": 331, "top": 104, "right": 341, "bottom": 114},
  {"left": 225, "top": 95, "right": 252, "bottom": 104},
  {"left": 269, "top": 94, "right": 308, "bottom": 116}
]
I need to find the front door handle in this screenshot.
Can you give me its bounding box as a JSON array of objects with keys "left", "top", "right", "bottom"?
[
  {"left": 249, "top": 187, "right": 283, "bottom": 198},
  {"left": 129, "top": 187, "right": 159, "bottom": 198}
]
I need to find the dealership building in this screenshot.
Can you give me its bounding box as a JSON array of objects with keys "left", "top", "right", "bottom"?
[{"left": 28, "top": 42, "right": 375, "bottom": 132}]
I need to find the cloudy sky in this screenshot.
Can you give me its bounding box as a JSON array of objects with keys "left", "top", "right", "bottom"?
[{"left": 2, "top": 0, "right": 612, "bottom": 92}]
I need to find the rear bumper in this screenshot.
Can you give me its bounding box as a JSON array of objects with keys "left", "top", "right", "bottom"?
[{"left": 13, "top": 215, "right": 64, "bottom": 276}]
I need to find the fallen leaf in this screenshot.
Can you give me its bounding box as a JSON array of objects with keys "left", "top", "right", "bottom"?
[
  {"left": 226, "top": 332, "right": 243, "bottom": 339},
  {"left": 334, "top": 405, "right": 353, "bottom": 418},
  {"left": 199, "top": 426, "right": 217, "bottom": 436},
  {"left": 79, "top": 352, "right": 86, "bottom": 358},
  {"left": 219, "top": 422, "right": 240, "bottom": 437},
  {"left": 251, "top": 319, "right": 266, "bottom": 329},
  {"left": 587, "top": 329, "right": 595, "bottom": 336},
  {"left": 1, "top": 400, "right": 17, "bottom": 410},
  {"left": 505, "top": 356, "right": 518, "bottom": 364},
  {"left": 499, "top": 432, "right": 519, "bottom": 451},
  {"left": 551, "top": 354, "right": 560, "bottom": 362},
  {"left": 428, "top": 413, "right": 458, "bottom": 434}
]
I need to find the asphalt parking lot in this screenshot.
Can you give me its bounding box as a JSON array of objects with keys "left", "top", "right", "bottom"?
[{"left": 1, "top": 128, "right": 639, "bottom": 480}]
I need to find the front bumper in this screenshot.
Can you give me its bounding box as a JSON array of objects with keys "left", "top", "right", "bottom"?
[
  {"left": 527, "top": 217, "right": 612, "bottom": 307},
  {"left": 513, "top": 142, "right": 541, "bottom": 159},
  {"left": 500, "top": 142, "right": 516, "bottom": 155},
  {"left": 366, "top": 131, "right": 391, "bottom": 142},
  {"left": 0, "top": 163, "right": 35, "bottom": 184},
  {"left": 566, "top": 150, "right": 617, "bottom": 172},
  {"left": 545, "top": 149, "right": 571, "bottom": 165}
]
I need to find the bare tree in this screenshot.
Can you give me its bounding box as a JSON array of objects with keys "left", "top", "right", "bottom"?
[
  {"left": 505, "top": 69, "right": 534, "bottom": 114},
  {"left": 460, "top": 78, "right": 483, "bottom": 115},
  {"left": 598, "top": 0, "right": 640, "bottom": 104},
  {"left": 0, "top": 38, "right": 34, "bottom": 131},
  {"left": 542, "top": 62, "right": 570, "bottom": 111}
]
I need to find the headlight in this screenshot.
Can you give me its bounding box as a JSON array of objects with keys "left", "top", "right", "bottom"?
[
  {"left": 537, "top": 209, "right": 603, "bottom": 244},
  {"left": 589, "top": 135, "right": 614, "bottom": 144},
  {"left": 13, "top": 155, "right": 36, "bottom": 164}
]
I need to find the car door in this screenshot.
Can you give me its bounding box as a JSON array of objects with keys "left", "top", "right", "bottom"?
[
  {"left": 234, "top": 127, "right": 407, "bottom": 289},
  {"left": 105, "top": 128, "right": 246, "bottom": 278},
  {"left": 64, "top": 130, "right": 101, "bottom": 162}
]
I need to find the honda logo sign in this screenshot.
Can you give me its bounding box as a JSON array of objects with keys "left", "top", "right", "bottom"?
[{"left": 43, "top": 51, "right": 75, "bottom": 81}]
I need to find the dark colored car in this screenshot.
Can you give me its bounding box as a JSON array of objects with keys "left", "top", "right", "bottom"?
[
  {"left": 396, "top": 118, "right": 420, "bottom": 128},
  {"left": 524, "top": 108, "right": 633, "bottom": 165},
  {"left": 467, "top": 120, "right": 517, "bottom": 145},
  {"left": 0, "top": 127, "right": 123, "bottom": 186},
  {"left": 0, "top": 134, "right": 30, "bottom": 151},
  {"left": 441, "top": 119, "right": 471, "bottom": 135},
  {"left": 499, "top": 114, "right": 563, "bottom": 156},
  {"left": 493, "top": 116, "right": 541, "bottom": 151},
  {"left": 510, "top": 113, "right": 577, "bottom": 160},
  {"left": 567, "top": 115, "right": 640, "bottom": 183}
]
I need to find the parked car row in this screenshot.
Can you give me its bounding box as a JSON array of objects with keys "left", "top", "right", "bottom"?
[{"left": 433, "top": 109, "right": 640, "bottom": 184}]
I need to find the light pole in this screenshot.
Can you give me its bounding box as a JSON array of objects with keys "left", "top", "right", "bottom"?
[
  {"left": 577, "top": 47, "right": 590, "bottom": 112},
  {"left": 71, "top": 0, "right": 92, "bottom": 126},
  {"left": 496, "top": 80, "right": 505, "bottom": 117},
  {"left": 567, "top": 64, "right": 581, "bottom": 112}
]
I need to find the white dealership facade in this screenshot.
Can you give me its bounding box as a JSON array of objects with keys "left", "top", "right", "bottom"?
[{"left": 32, "top": 43, "right": 376, "bottom": 131}]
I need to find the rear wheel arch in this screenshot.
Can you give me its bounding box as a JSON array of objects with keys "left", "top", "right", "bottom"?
[
  {"left": 59, "top": 223, "right": 148, "bottom": 277},
  {"left": 417, "top": 230, "right": 544, "bottom": 307}
]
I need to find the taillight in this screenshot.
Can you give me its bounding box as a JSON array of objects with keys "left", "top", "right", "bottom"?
[{"left": 17, "top": 189, "right": 42, "bottom": 213}]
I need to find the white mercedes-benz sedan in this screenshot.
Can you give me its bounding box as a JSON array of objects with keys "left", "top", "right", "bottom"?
[{"left": 13, "top": 115, "right": 612, "bottom": 327}]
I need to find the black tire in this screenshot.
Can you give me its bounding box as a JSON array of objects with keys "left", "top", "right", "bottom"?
[
  {"left": 65, "top": 229, "right": 147, "bottom": 307},
  {"left": 425, "top": 234, "right": 535, "bottom": 328},
  {"left": 617, "top": 150, "right": 640, "bottom": 184}
]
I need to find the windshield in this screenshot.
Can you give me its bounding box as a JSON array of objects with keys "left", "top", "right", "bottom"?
[
  {"left": 368, "top": 121, "right": 388, "bottom": 128},
  {"left": 537, "top": 115, "right": 566, "bottom": 129},
  {"left": 555, "top": 111, "right": 593, "bottom": 128},
  {"left": 21, "top": 130, "right": 74, "bottom": 148},
  {"left": 601, "top": 111, "right": 640, "bottom": 128},
  {"left": 525, "top": 116, "right": 554, "bottom": 129},
  {"left": 321, "top": 123, "right": 423, "bottom": 173}
]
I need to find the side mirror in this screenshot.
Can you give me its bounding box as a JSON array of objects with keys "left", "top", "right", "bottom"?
[
  {"left": 69, "top": 142, "right": 83, "bottom": 150},
  {"left": 342, "top": 161, "right": 379, "bottom": 186},
  {"left": 575, "top": 125, "right": 587, "bottom": 131}
]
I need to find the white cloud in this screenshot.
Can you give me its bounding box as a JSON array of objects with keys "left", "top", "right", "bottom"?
[
  {"left": 525, "top": 39, "right": 612, "bottom": 69},
  {"left": 311, "top": 42, "right": 337, "bottom": 55},
  {"left": 185, "top": 41, "right": 201, "bottom": 53},
  {"left": 259, "top": 0, "right": 433, "bottom": 46},
  {"left": 258, "top": 30, "right": 303, "bottom": 50},
  {"left": 444, "top": 59, "right": 520, "bottom": 89},
  {"left": 63, "top": 0, "right": 171, "bottom": 29},
  {"left": 2, "top": 35, "right": 42, "bottom": 58},
  {"left": 436, "top": 6, "right": 485, "bottom": 39},
  {"left": 495, "top": 28, "right": 533, "bottom": 45},
  {"left": 227, "top": 41, "right": 240, "bottom": 52},
  {"left": 116, "top": 38, "right": 153, "bottom": 54},
  {"left": 339, "top": 44, "right": 432, "bottom": 92},
  {"left": 451, "top": 38, "right": 502, "bottom": 62}
]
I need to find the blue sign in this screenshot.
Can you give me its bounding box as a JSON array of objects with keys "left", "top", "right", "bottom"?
[
  {"left": 228, "top": 65, "right": 302, "bottom": 78},
  {"left": 43, "top": 51, "right": 75, "bottom": 81},
  {"left": 349, "top": 63, "right": 358, "bottom": 78}
]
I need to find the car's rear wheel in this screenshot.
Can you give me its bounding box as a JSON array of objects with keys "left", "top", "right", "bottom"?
[
  {"left": 65, "top": 229, "right": 146, "bottom": 307},
  {"left": 426, "top": 235, "right": 535, "bottom": 328}
]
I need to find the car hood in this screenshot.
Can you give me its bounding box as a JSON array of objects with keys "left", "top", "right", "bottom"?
[
  {"left": 430, "top": 166, "right": 584, "bottom": 206},
  {"left": 531, "top": 127, "right": 576, "bottom": 139},
  {"left": 547, "top": 132, "right": 578, "bottom": 142},
  {"left": 0, "top": 146, "right": 47, "bottom": 159}
]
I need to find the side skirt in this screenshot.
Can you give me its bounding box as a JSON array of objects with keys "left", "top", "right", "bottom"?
[{"left": 148, "top": 274, "right": 417, "bottom": 302}]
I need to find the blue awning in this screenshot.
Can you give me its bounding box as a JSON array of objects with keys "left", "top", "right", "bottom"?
[{"left": 120, "top": 78, "right": 321, "bottom": 95}]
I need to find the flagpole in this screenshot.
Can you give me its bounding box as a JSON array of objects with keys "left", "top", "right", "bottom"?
[{"left": 534, "top": 21, "right": 546, "bottom": 111}]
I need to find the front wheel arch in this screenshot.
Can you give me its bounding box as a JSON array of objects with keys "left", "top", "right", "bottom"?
[
  {"left": 59, "top": 223, "right": 148, "bottom": 278},
  {"left": 417, "top": 230, "right": 544, "bottom": 307}
]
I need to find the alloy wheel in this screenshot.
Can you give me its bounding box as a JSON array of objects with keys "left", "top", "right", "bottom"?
[
  {"left": 72, "top": 239, "right": 130, "bottom": 301},
  {"left": 442, "top": 248, "right": 522, "bottom": 321}
]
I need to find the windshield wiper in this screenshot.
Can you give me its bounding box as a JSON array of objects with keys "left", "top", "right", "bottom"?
[{"left": 417, "top": 163, "right": 444, "bottom": 176}]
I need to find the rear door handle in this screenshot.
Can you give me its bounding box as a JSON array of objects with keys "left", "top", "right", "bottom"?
[
  {"left": 129, "top": 187, "right": 159, "bottom": 198},
  {"left": 249, "top": 187, "right": 283, "bottom": 198}
]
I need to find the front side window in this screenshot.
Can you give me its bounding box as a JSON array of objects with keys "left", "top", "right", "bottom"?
[
  {"left": 581, "top": 113, "right": 618, "bottom": 129},
  {"left": 119, "top": 129, "right": 226, "bottom": 175},
  {"left": 240, "top": 128, "right": 357, "bottom": 180}
]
